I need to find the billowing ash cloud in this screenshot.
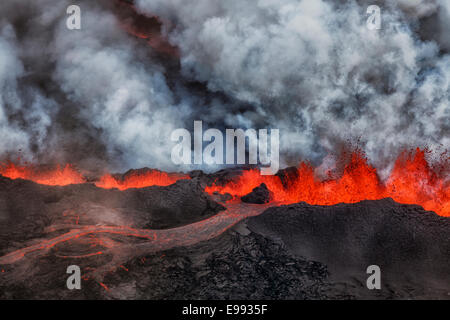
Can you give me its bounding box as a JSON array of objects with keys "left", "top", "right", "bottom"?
[
  {"left": 0, "top": 0, "right": 448, "bottom": 175},
  {"left": 0, "top": 0, "right": 189, "bottom": 171},
  {"left": 136, "top": 0, "right": 449, "bottom": 171}
]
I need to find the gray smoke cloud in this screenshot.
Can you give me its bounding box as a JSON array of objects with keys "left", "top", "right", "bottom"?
[
  {"left": 0, "top": 0, "right": 189, "bottom": 172},
  {"left": 0, "top": 0, "right": 448, "bottom": 176},
  {"left": 136, "top": 0, "right": 449, "bottom": 173}
]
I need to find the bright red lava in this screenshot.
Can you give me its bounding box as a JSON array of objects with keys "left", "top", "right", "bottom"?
[
  {"left": 206, "top": 149, "right": 449, "bottom": 217},
  {"left": 0, "top": 148, "right": 448, "bottom": 216},
  {"left": 95, "top": 170, "right": 190, "bottom": 190},
  {"left": 0, "top": 162, "right": 85, "bottom": 186},
  {"left": 0, "top": 163, "right": 189, "bottom": 190}
]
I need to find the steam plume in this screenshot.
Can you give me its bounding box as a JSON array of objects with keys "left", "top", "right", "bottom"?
[{"left": 0, "top": 0, "right": 448, "bottom": 175}]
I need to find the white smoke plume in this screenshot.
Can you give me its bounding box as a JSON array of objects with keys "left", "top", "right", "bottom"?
[
  {"left": 0, "top": 0, "right": 448, "bottom": 175},
  {"left": 0, "top": 0, "right": 188, "bottom": 171},
  {"left": 136, "top": 0, "right": 449, "bottom": 171}
]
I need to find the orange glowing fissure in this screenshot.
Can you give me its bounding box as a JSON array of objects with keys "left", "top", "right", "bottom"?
[
  {"left": 0, "top": 163, "right": 85, "bottom": 186},
  {"left": 95, "top": 171, "right": 189, "bottom": 190},
  {"left": 205, "top": 149, "right": 449, "bottom": 217},
  {"left": 0, "top": 148, "right": 448, "bottom": 216},
  {"left": 0, "top": 162, "right": 190, "bottom": 189}
]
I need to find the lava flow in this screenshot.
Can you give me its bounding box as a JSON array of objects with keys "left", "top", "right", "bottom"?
[
  {"left": 0, "top": 162, "right": 85, "bottom": 186},
  {"left": 206, "top": 149, "right": 449, "bottom": 217},
  {"left": 0, "top": 149, "right": 448, "bottom": 216},
  {"left": 0, "top": 163, "right": 189, "bottom": 190},
  {"left": 95, "top": 170, "right": 190, "bottom": 190},
  {"left": 0, "top": 202, "right": 266, "bottom": 266}
]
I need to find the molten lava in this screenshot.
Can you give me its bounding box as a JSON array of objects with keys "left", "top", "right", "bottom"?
[
  {"left": 0, "top": 162, "right": 85, "bottom": 186},
  {"left": 0, "top": 163, "right": 189, "bottom": 190},
  {"left": 205, "top": 149, "right": 449, "bottom": 217},
  {"left": 0, "top": 149, "right": 448, "bottom": 216},
  {"left": 95, "top": 170, "right": 190, "bottom": 190}
]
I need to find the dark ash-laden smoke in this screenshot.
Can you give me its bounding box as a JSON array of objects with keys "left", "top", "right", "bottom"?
[{"left": 0, "top": 0, "right": 448, "bottom": 175}]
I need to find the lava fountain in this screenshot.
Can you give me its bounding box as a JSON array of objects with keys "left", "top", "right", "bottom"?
[
  {"left": 206, "top": 149, "right": 449, "bottom": 217},
  {"left": 0, "top": 148, "right": 448, "bottom": 215},
  {"left": 0, "top": 162, "right": 85, "bottom": 186},
  {"left": 95, "top": 170, "right": 190, "bottom": 190}
]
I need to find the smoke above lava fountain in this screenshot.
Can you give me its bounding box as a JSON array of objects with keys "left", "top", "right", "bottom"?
[{"left": 0, "top": 0, "right": 448, "bottom": 178}]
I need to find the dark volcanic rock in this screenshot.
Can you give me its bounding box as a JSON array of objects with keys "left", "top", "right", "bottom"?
[
  {"left": 247, "top": 198, "right": 450, "bottom": 299},
  {"left": 0, "top": 176, "right": 224, "bottom": 255},
  {"left": 241, "top": 183, "right": 273, "bottom": 204},
  {"left": 190, "top": 166, "right": 254, "bottom": 188},
  {"left": 1, "top": 170, "right": 449, "bottom": 300},
  {"left": 0, "top": 225, "right": 339, "bottom": 300},
  {"left": 276, "top": 166, "right": 299, "bottom": 188},
  {"left": 125, "top": 229, "right": 335, "bottom": 299},
  {"left": 124, "top": 179, "right": 225, "bottom": 229}
]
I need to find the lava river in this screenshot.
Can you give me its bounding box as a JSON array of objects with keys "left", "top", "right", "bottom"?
[
  {"left": 0, "top": 202, "right": 268, "bottom": 274},
  {"left": 0, "top": 148, "right": 448, "bottom": 278}
]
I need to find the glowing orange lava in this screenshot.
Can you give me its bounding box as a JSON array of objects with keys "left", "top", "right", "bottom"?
[
  {"left": 0, "top": 149, "right": 447, "bottom": 216},
  {"left": 95, "top": 170, "right": 190, "bottom": 190},
  {"left": 0, "top": 162, "right": 85, "bottom": 186},
  {"left": 205, "top": 149, "right": 449, "bottom": 217}
]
